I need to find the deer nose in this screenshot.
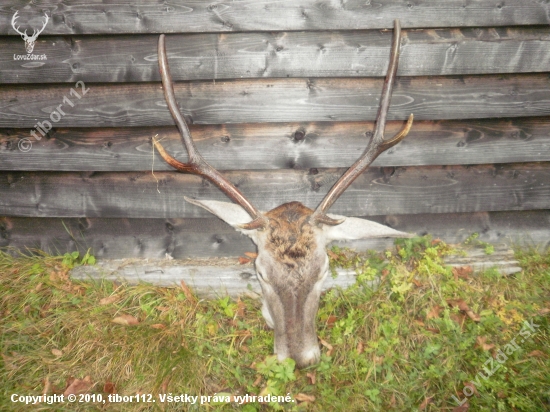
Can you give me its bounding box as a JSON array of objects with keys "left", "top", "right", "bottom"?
[{"left": 293, "top": 345, "right": 321, "bottom": 369}]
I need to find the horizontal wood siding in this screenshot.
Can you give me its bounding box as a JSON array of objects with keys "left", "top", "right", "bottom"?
[
  {"left": 1, "top": 4, "right": 548, "bottom": 260},
  {"left": 1, "top": 1, "right": 550, "bottom": 34},
  {"left": 2, "top": 117, "right": 549, "bottom": 171},
  {"left": 1, "top": 163, "right": 548, "bottom": 218},
  {"left": 3, "top": 27, "right": 550, "bottom": 83},
  {"left": 2, "top": 211, "right": 548, "bottom": 259},
  {"left": 2, "top": 74, "right": 550, "bottom": 128}
]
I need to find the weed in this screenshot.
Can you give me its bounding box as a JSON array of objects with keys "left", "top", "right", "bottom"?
[{"left": 61, "top": 248, "right": 96, "bottom": 268}]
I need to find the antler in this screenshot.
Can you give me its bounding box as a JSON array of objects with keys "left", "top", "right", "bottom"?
[
  {"left": 11, "top": 11, "right": 26, "bottom": 38},
  {"left": 11, "top": 11, "right": 49, "bottom": 40},
  {"left": 30, "top": 13, "right": 49, "bottom": 41},
  {"left": 153, "top": 34, "right": 268, "bottom": 230},
  {"left": 310, "top": 19, "right": 414, "bottom": 226}
]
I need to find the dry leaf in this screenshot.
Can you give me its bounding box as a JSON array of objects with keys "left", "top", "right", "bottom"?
[
  {"left": 2, "top": 353, "right": 15, "bottom": 371},
  {"left": 356, "top": 341, "right": 364, "bottom": 354},
  {"left": 42, "top": 376, "right": 51, "bottom": 395},
  {"left": 326, "top": 315, "right": 337, "bottom": 327},
  {"left": 319, "top": 338, "right": 333, "bottom": 356},
  {"left": 50, "top": 269, "right": 69, "bottom": 283},
  {"left": 64, "top": 376, "right": 93, "bottom": 396},
  {"left": 51, "top": 349, "right": 63, "bottom": 357},
  {"left": 475, "top": 336, "right": 495, "bottom": 351},
  {"left": 419, "top": 396, "right": 434, "bottom": 410},
  {"left": 112, "top": 314, "right": 139, "bottom": 326},
  {"left": 238, "top": 256, "right": 251, "bottom": 264},
  {"left": 466, "top": 311, "right": 481, "bottom": 322},
  {"left": 103, "top": 380, "right": 116, "bottom": 394},
  {"left": 237, "top": 329, "right": 252, "bottom": 346},
  {"left": 447, "top": 299, "right": 469, "bottom": 311},
  {"left": 252, "top": 375, "right": 262, "bottom": 387},
  {"left": 40, "top": 304, "right": 51, "bottom": 318},
  {"left": 463, "top": 382, "right": 478, "bottom": 396},
  {"left": 527, "top": 350, "right": 546, "bottom": 358},
  {"left": 295, "top": 393, "right": 315, "bottom": 402},
  {"left": 306, "top": 371, "right": 316, "bottom": 385},
  {"left": 447, "top": 299, "right": 480, "bottom": 322},
  {"left": 244, "top": 252, "right": 258, "bottom": 259},
  {"left": 180, "top": 280, "right": 197, "bottom": 303},
  {"left": 150, "top": 324, "right": 166, "bottom": 329},
  {"left": 452, "top": 266, "right": 473, "bottom": 281},
  {"left": 451, "top": 313, "right": 467, "bottom": 328},
  {"left": 236, "top": 298, "right": 246, "bottom": 317},
  {"left": 327, "top": 250, "right": 339, "bottom": 260},
  {"left": 99, "top": 295, "right": 119, "bottom": 305},
  {"left": 427, "top": 305, "right": 443, "bottom": 320},
  {"left": 161, "top": 376, "right": 171, "bottom": 393},
  {"left": 452, "top": 402, "right": 469, "bottom": 412},
  {"left": 426, "top": 327, "right": 440, "bottom": 333}
]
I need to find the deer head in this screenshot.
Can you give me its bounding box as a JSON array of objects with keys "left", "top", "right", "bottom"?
[
  {"left": 153, "top": 20, "right": 414, "bottom": 368},
  {"left": 11, "top": 11, "right": 49, "bottom": 54}
]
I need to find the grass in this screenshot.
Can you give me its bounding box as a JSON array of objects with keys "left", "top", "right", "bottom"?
[{"left": 0, "top": 237, "right": 548, "bottom": 411}]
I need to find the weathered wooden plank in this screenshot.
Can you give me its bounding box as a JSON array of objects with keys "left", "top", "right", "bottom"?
[
  {"left": 1, "top": 1, "right": 549, "bottom": 34},
  {"left": 70, "top": 260, "right": 369, "bottom": 298},
  {"left": 2, "top": 210, "right": 548, "bottom": 260},
  {"left": 3, "top": 27, "right": 550, "bottom": 83},
  {"left": 69, "top": 247, "right": 520, "bottom": 297},
  {"left": 1, "top": 163, "right": 549, "bottom": 218},
  {"left": 445, "top": 248, "right": 521, "bottom": 276},
  {"left": 2, "top": 117, "right": 550, "bottom": 171},
  {"left": 1, "top": 74, "right": 550, "bottom": 128}
]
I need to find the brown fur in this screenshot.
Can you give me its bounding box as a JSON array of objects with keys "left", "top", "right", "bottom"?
[{"left": 264, "top": 201, "right": 317, "bottom": 273}]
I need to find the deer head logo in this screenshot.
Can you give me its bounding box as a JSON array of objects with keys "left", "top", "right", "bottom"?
[{"left": 11, "top": 11, "right": 49, "bottom": 54}]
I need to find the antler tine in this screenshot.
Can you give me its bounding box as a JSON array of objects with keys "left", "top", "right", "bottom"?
[
  {"left": 310, "top": 19, "right": 414, "bottom": 226},
  {"left": 11, "top": 11, "right": 26, "bottom": 37},
  {"left": 31, "top": 14, "right": 49, "bottom": 39},
  {"left": 153, "top": 34, "right": 268, "bottom": 230}
]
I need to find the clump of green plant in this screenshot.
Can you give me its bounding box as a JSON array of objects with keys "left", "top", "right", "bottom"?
[
  {"left": 464, "top": 232, "right": 495, "bottom": 255},
  {"left": 1, "top": 239, "right": 548, "bottom": 412},
  {"left": 61, "top": 248, "right": 96, "bottom": 268}
]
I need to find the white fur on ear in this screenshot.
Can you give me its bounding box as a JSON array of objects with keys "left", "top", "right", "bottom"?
[
  {"left": 184, "top": 197, "right": 259, "bottom": 236},
  {"left": 322, "top": 213, "right": 413, "bottom": 241}
]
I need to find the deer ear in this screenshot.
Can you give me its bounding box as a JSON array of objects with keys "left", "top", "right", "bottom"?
[
  {"left": 322, "top": 214, "right": 414, "bottom": 242},
  {"left": 184, "top": 197, "right": 260, "bottom": 236}
]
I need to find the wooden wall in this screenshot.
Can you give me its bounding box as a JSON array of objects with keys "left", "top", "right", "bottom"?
[{"left": 1, "top": 1, "right": 549, "bottom": 259}]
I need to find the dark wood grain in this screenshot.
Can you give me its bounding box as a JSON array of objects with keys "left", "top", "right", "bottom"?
[
  {"left": 1, "top": 163, "right": 548, "bottom": 218},
  {"left": 2, "top": 210, "right": 548, "bottom": 259},
  {"left": 3, "top": 27, "right": 550, "bottom": 83},
  {"left": 2, "top": 74, "right": 550, "bottom": 128},
  {"left": 2, "top": 117, "right": 550, "bottom": 171},
  {"left": 1, "top": 1, "right": 550, "bottom": 34}
]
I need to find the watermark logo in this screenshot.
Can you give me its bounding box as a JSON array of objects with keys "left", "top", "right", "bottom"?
[
  {"left": 12, "top": 10, "right": 49, "bottom": 60},
  {"left": 18, "top": 81, "right": 90, "bottom": 152},
  {"left": 451, "top": 318, "right": 541, "bottom": 407}
]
